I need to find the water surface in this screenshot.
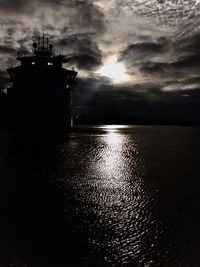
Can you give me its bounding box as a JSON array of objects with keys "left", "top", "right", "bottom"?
[{"left": 0, "top": 125, "right": 200, "bottom": 266}]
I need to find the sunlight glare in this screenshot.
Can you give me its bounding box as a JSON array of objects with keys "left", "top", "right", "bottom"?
[
  {"left": 98, "top": 56, "right": 129, "bottom": 83},
  {"left": 106, "top": 131, "right": 124, "bottom": 146}
]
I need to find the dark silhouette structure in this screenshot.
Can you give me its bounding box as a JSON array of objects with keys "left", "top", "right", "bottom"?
[{"left": 7, "top": 34, "right": 78, "bottom": 135}]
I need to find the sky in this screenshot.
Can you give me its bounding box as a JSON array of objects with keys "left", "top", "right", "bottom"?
[{"left": 1, "top": 0, "right": 200, "bottom": 124}]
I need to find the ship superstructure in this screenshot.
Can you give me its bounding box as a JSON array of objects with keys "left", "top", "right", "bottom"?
[{"left": 7, "top": 34, "right": 77, "bottom": 133}]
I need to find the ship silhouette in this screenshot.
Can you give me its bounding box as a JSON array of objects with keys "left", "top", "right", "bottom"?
[{"left": 7, "top": 34, "right": 78, "bottom": 135}]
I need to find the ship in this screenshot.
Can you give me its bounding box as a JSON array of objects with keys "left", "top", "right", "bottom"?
[{"left": 7, "top": 34, "right": 78, "bottom": 135}]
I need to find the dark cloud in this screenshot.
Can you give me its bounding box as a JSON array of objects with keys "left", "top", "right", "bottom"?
[
  {"left": 178, "top": 31, "right": 200, "bottom": 54},
  {"left": 0, "top": 45, "right": 16, "bottom": 55},
  {"left": 70, "top": 54, "right": 101, "bottom": 70},
  {"left": 0, "top": 70, "right": 8, "bottom": 88},
  {"left": 184, "top": 77, "right": 200, "bottom": 84},
  {"left": 74, "top": 77, "right": 200, "bottom": 125},
  {"left": 0, "top": 0, "right": 105, "bottom": 74},
  {"left": 75, "top": 1, "right": 105, "bottom": 33},
  {"left": 120, "top": 41, "right": 165, "bottom": 62},
  {"left": 119, "top": 39, "right": 169, "bottom": 77},
  {"left": 172, "top": 54, "right": 200, "bottom": 68},
  {"left": 0, "top": 0, "right": 26, "bottom": 12},
  {"left": 140, "top": 51, "right": 200, "bottom": 76},
  {"left": 0, "top": 0, "right": 75, "bottom": 12},
  {"left": 140, "top": 57, "right": 200, "bottom": 75},
  {"left": 0, "top": 0, "right": 200, "bottom": 123},
  {"left": 59, "top": 36, "right": 102, "bottom": 70},
  {"left": 140, "top": 61, "right": 167, "bottom": 74},
  {"left": 123, "top": 42, "right": 164, "bottom": 54},
  {"left": 0, "top": 0, "right": 106, "bottom": 50},
  {"left": 0, "top": 0, "right": 105, "bottom": 33},
  {"left": 120, "top": 29, "right": 200, "bottom": 90}
]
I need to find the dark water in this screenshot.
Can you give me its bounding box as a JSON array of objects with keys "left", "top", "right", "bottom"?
[{"left": 1, "top": 125, "right": 200, "bottom": 266}]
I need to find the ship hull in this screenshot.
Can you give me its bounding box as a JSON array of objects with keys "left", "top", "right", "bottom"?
[
  {"left": 7, "top": 59, "right": 77, "bottom": 135},
  {"left": 9, "top": 89, "right": 73, "bottom": 136},
  {"left": 8, "top": 67, "right": 74, "bottom": 136}
]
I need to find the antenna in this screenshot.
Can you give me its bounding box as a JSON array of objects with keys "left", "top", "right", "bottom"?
[
  {"left": 20, "top": 24, "right": 22, "bottom": 51},
  {"left": 47, "top": 37, "right": 49, "bottom": 52},
  {"left": 42, "top": 33, "right": 45, "bottom": 48},
  {"left": 38, "top": 35, "right": 40, "bottom": 51}
]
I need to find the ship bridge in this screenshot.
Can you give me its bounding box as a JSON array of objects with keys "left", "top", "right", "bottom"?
[
  {"left": 16, "top": 34, "right": 70, "bottom": 69},
  {"left": 7, "top": 34, "right": 77, "bottom": 93},
  {"left": 7, "top": 34, "right": 78, "bottom": 131}
]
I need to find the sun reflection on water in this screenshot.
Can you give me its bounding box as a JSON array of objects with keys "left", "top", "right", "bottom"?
[
  {"left": 97, "top": 131, "right": 126, "bottom": 189},
  {"left": 105, "top": 131, "right": 124, "bottom": 146},
  {"left": 98, "top": 125, "right": 129, "bottom": 131},
  {"left": 64, "top": 129, "right": 155, "bottom": 265},
  {"left": 82, "top": 130, "right": 152, "bottom": 264}
]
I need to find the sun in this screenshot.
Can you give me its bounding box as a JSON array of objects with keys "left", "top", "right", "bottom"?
[{"left": 98, "top": 56, "right": 129, "bottom": 83}]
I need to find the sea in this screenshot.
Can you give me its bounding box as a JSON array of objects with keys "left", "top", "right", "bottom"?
[{"left": 0, "top": 125, "right": 200, "bottom": 267}]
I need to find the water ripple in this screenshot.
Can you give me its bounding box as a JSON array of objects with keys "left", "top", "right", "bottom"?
[{"left": 60, "top": 126, "right": 200, "bottom": 266}]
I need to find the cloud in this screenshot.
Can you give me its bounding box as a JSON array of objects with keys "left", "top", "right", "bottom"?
[
  {"left": 119, "top": 40, "right": 167, "bottom": 67},
  {"left": 0, "top": 0, "right": 27, "bottom": 12},
  {"left": 172, "top": 54, "right": 200, "bottom": 68},
  {"left": 114, "top": 0, "right": 200, "bottom": 29},
  {"left": 73, "top": 1, "right": 105, "bottom": 33},
  {"left": 69, "top": 54, "right": 101, "bottom": 70},
  {"left": 58, "top": 35, "right": 102, "bottom": 70},
  {"left": 0, "top": 0, "right": 105, "bottom": 81},
  {"left": 0, "top": 45, "right": 16, "bottom": 55},
  {"left": 117, "top": 24, "right": 200, "bottom": 94},
  {"left": 0, "top": 70, "right": 8, "bottom": 88},
  {"left": 74, "top": 76, "right": 200, "bottom": 124},
  {"left": 0, "top": 0, "right": 200, "bottom": 122}
]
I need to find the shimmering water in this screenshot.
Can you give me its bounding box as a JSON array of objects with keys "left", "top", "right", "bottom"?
[{"left": 1, "top": 125, "right": 200, "bottom": 266}]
